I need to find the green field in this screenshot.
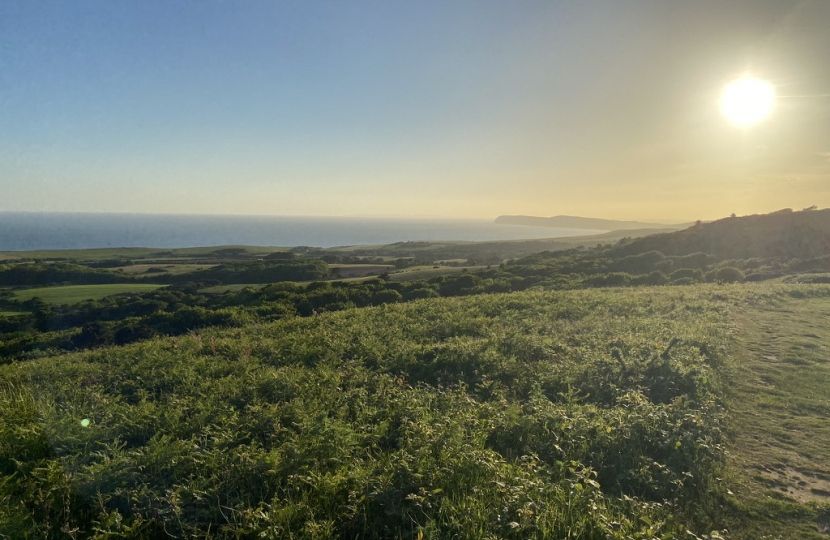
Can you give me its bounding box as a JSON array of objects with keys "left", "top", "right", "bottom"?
[
  {"left": 0, "top": 247, "right": 164, "bottom": 261},
  {"left": 0, "top": 245, "right": 291, "bottom": 262},
  {"left": 199, "top": 283, "right": 267, "bottom": 294},
  {"left": 389, "top": 265, "right": 486, "bottom": 281},
  {"left": 328, "top": 263, "right": 393, "bottom": 277},
  {"left": 112, "top": 263, "right": 218, "bottom": 275},
  {"left": 0, "top": 311, "right": 26, "bottom": 317},
  {"left": 12, "top": 284, "right": 164, "bottom": 305}
]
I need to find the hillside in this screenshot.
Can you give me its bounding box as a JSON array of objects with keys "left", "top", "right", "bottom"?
[
  {"left": 5, "top": 211, "right": 830, "bottom": 538},
  {"left": 0, "top": 287, "right": 731, "bottom": 538},
  {"left": 611, "top": 208, "right": 830, "bottom": 260},
  {"left": 495, "top": 214, "right": 684, "bottom": 230},
  {"left": 5, "top": 284, "right": 830, "bottom": 538}
]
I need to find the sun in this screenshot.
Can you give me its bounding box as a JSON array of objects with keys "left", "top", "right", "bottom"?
[{"left": 720, "top": 77, "right": 775, "bottom": 127}]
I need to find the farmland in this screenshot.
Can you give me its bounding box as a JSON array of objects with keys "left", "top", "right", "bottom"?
[{"left": 11, "top": 284, "right": 165, "bottom": 305}]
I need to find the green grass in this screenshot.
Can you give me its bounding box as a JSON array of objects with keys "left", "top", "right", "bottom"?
[
  {"left": 389, "top": 265, "right": 486, "bottom": 281},
  {"left": 0, "top": 247, "right": 163, "bottom": 261},
  {"left": 328, "top": 263, "right": 393, "bottom": 278},
  {"left": 199, "top": 283, "right": 267, "bottom": 294},
  {"left": 12, "top": 284, "right": 164, "bottom": 305},
  {"left": 0, "top": 286, "right": 733, "bottom": 539},
  {"left": 721, "top": 290, "right": 830, "bottom": 539},
  {"left": 112, "top": 263, "right": 217, "bottom": 275},
  {"left": 0, "top": 311, "right": 26, "bottom": 317},
  {"left": 4, "top": 283, "right": 830, "bottom": 538}
]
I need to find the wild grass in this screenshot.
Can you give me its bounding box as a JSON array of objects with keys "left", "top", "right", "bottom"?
[
  {"left": 389, "top": 265, "right": 487, "bottom": 282},
  {"left": 12, "top": 284, "right": 164, "bottom": 305},
  {"left": 0, "top": 287, "right": 737, "bottom": 539},
  {"left": 112, "top": 263, "right": 218, "bottom": 276},
  {"left": 720, "top": 292, "right": 830, "bottom": 539}
]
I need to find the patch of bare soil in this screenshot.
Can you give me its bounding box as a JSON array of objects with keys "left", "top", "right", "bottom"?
[{"left": 757, "top": 465, "right": 830, "bottom": 503}]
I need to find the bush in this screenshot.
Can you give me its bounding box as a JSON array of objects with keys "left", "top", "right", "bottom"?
[
  {"left": 670, "top": 268, "right": 703, "bottom": 283},
  {"left": 632, "top": 271, "right": 669, "bottom": 286},
  {"left": 714, "top": 267, "right": 744, "bottom": 283}
]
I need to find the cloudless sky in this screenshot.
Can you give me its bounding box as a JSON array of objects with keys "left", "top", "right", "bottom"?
[{"left": 2, "top": 0, "right": 829, "bottom": 220}]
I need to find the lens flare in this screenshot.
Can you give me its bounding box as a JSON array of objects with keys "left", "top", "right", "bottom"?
[{"left": 720, "top": 77, "right": 775, "bottom": 127}]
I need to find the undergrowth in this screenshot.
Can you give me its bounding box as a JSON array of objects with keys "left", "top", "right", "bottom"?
[{"left": 0, "top": 286, "right": 769, "bottom": 539}]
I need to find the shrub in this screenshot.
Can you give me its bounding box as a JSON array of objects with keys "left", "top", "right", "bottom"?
[{"left": 714, "top": 267, "right": 744, "bottom": 283}]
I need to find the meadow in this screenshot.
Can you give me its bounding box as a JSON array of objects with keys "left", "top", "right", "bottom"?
[
  {"left": 0, "top": 285, "right": 744, "bottom": 538},
  {"left": 3, "top": 282, "right": 830, "bottom": 538},
  {"left": 11, "top": 284, "right": 165, "bottom": 305}
]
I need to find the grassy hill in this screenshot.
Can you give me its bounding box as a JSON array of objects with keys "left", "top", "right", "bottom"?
[
  {"left": 495, "top": 214, "right": 684, "bottom": 230},
  {"left": 611, "top": 208, "right": 830, "bottom": 260},
  {"left": 4, "top": 283, "right": 830, "bottom": 538},
  {"left": 4, "top": 210, "right": 830, "bottom": 538}
]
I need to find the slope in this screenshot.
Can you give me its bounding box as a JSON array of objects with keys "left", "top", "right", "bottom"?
[
  {"left": 611, "top": 208, "right": 830, "bottom": 260},
  {"left": 723, "top": 291, "right": 830, "bottom": 539}
]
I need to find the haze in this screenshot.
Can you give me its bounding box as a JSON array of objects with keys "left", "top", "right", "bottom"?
[{"left": 2, "top": 0, "right": 830, "bottom": 221}]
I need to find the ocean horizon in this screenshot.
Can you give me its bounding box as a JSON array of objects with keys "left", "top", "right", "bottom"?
[{"left": 0, "top": 212, "right": 607, "bottom": 252}]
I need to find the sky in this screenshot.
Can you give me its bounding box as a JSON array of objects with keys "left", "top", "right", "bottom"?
[{"left": 2, "top": 0, "right": 830, "bottom": 221}]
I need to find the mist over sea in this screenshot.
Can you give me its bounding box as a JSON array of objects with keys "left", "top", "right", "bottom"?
[{"left": 0, "top": 212, "right": 607, "bottom": 252}]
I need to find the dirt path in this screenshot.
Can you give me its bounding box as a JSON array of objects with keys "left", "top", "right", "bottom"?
[{"left": 726, "top": 295, "right": 830, "bottom": 538}]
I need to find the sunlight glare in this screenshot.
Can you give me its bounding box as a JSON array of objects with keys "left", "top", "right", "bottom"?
[{"left": 720, "top": 77, "right": 775, "bottom": 127}]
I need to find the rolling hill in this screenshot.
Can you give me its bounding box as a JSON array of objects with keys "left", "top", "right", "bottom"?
[
  {"left": 610, "top": 208, "right": 830, "bottom": 260},
  {"left": 495, "top": 214, "right": 686, "bottom": 230}
]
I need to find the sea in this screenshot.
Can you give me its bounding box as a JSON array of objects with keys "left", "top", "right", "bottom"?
[{"left": 0, "top": 212, "right": 607, "bottom": 251}]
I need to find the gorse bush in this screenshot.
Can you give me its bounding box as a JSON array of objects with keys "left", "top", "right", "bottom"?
[{"left": 0, "top": 287, "right": 736, "bottom": 539}]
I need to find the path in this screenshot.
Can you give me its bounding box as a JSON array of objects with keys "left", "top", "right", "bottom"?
[{"left": 727, "top": 294, "right": 830, "bottom": 538}]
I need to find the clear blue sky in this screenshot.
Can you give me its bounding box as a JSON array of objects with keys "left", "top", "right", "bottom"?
[{"left": 2, "top": 0, "right": 829, "bottom": 220}]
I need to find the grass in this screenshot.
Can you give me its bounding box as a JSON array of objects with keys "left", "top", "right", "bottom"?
[
  {"left": 12, "top": 284, "right": 164, "bottom": 305},
  {"left": 0, "top": 247, "right": 164, "bottom": 261},
  {"left": 111, "top": 263, "right": 217, "bottom": 275},
  {"left": 328, "top": 263, "right": 393, "bottom": 278},
  {"left": 0, "top": 286, "right": 732, "bottom": 539},
  {"left": 721, "top": 290, "right": 830, "bottom": 539},
  {"left": 4, "top": 283, "right": 830, "bottom": 538},
  {"left": 389, "top": 265, "right": 486, "bottom": 281},
  {"left": 199, "top": 283, "right": 267, "bottom": 294},
  {"left": 0, "top": 311, "right": 26, "bottom": 317}
]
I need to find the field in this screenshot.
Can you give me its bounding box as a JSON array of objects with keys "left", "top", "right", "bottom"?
[
  {"left": 328, "top": 264, "right": 393, "bottom": 278},
  {"left": 3, "top": 284, "right": 830, "bottom": 538},
  {"left": 389, "top": 265, "right": 487, "bottom": 281},
  {"left": 199, "top": 283, "right": 267, "bottom": 294},
  {"left": 12, "top": 284, "right": 164, "bottom": 305},
  {"left": 0, "top": 245, "right": 290, "bottom": 262},
  {"left": 112, "top": 263, "right": 218, "bottom": 276}
]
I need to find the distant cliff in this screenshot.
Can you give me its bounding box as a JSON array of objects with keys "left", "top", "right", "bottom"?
[{"left": 495, "top": 215, "right": 683, "bottom": 230}]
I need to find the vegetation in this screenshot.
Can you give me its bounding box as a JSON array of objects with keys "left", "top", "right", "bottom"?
[
  {"left": 11, "top": 284, "right": 164, "bottom": 305},
  {"left": 4, "top": 209, "right": 830, "bottom": 364},
  {"left": 4, "top": 210, "right": 830, "bottom": 537},
  {"left": 0, "top": 262, "right": 129, "bottom": 286},
  {"left": 607, "top": 208, "right": 830, "bottom": 260},
  {"left": 2, "top": 287, "right": 735, "bottom": 539},
  {"left": 722, "top": 293, "right": 830, "bottom": 539}
]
